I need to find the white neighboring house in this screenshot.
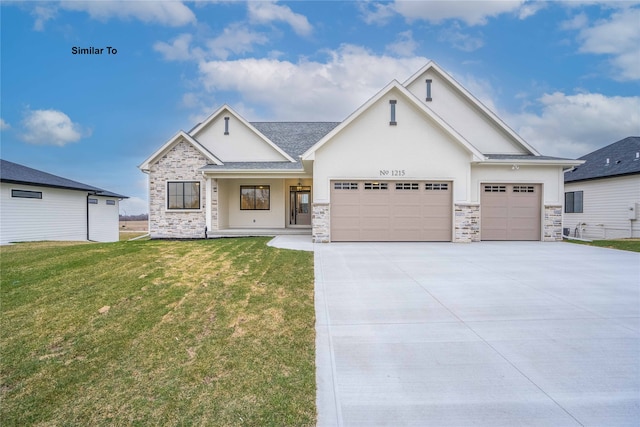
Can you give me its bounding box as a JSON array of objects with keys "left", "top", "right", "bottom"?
[
  {"left": 140, "top": 61, "right": 582, "bottom": 243},
  {"left": 0, "top": 159, "right": 128, "bottom": 244},
  {"left": 564, "top": 136, "right": 640, "bottom": 239}
]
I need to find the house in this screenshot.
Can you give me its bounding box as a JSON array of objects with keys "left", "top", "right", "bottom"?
[
  {"left": 139, "top": 61, "right": 581, "bottom": 243},
  {"left": 563, "top": 136, "right": 640, "bottom": 239},
  {"left": 0, "top": 159, "right": 127, "bottom": 244}
]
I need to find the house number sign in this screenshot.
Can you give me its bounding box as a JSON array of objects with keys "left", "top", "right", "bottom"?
[{"left": 379, "top": 169, "right": 406, "bottom": 176}]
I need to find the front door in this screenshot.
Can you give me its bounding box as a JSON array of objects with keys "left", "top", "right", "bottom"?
[{"left": 290, "top": 186, "right": 311, "bottom": 226}]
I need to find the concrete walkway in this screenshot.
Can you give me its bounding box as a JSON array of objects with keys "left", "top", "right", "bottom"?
[{"left": 314, "top": 242, "right": 640, "bottom": 426}]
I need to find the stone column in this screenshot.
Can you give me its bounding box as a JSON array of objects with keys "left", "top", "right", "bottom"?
[
  {"left": 544, "top": 205, "right": 563, "bottom": 241},
  {"left": 454, "top": 203, "right": 480, "bottom": 242},
  {"left": 312, "top": 203, "right": 330, "bottom": 243}
]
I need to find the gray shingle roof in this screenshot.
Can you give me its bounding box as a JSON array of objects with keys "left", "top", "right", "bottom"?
[
  {"left": 564, "top": 137, "right": 640, "bottom": 183},
  {"left": 200, "top": 161, "right": 305, "bottom": 171},
  {"left": 485, "top": 154, "right": 576, "bottom": 161},
  {"left": 250, "top": 122, "right": 340, "bottom": 159},
  {"left": 0, "top": 159, "right": 127, "bottom": 198}
]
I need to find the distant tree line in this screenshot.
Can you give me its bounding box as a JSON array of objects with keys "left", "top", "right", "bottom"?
[{"left": 119, "top": 214, "right": 149, "bottom": 221}]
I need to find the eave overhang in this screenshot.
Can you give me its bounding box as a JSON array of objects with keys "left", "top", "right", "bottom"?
[{"left": 474, "top": 158, "right": 585, "bottom": 167}]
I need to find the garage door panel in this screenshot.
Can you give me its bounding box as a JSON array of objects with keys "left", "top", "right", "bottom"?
[
  {"left": 331, "top": 180, "right": 452, "bottom": 242},
  {"left": 481, "top": 184, "right": 541, "bottom": 241}
]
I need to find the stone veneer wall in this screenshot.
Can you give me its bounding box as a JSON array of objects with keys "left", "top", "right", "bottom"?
[
  {"left": 149, "top": 141, "right": 207, "bottom": 238},
  {"left": 312, "top": 203, "right": 330, "bottom": 243},
  {"left": 454, "top": 203, "right": 480, "bottom": 243},
  {"left": 543, "top": 205, "right": 563, "bottom": 242}
]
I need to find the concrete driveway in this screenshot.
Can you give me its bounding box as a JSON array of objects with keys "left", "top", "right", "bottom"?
[{"left": 314, "top": 242, "right": 640, "bottom": 426}]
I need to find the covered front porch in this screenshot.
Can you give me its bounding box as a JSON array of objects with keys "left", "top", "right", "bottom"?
[
  {"left": 205, "top": 175, "right": 313, "bottom": 233},
  {"left": 206, "top": 227, "right": 312, "bottom": 238}
]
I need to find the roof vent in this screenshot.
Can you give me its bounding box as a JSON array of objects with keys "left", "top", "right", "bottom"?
[
  {"left": 224, "top": 117, "right": 230, "bottom": 135},
  {"left": 425, "top": 79, "right": 432, "bottom": 102},
  {"left": 389, "top": 100, "right": 397, "bottom": 126}
]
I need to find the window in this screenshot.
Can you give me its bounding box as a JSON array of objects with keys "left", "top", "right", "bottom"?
[
  {"left": 168, "top": 181, "right": 200, "bottom": 209},
  {"left": 88, "top": 198, "right": 98, "bottom": 204},
  {"left": 396, "top": 182, "right": 419, "bottom": 190},
  {"left": 426, "top": 183, "right": 448, "bottom": 191},
  {"left": 513, "top": 185, "right": 535, "bottom": 193},
  {"left": 425, "top": 79, "right": 432, "bottom": 101},
  {"left": 364, "top": 182, "right": 388, "bottom": 190},
  {"left": 106, "top": 200, "right": 116, "bottom": 205},
  {"left": 11, "top": 189, "right": 42, "bottom": 199},
  {"left": 484, "top": 185, "right": 506, "bottom": 193},
  {"left": 334, "top": 182, "right": 358, "bottom": 190},
  {"left": 565, "top": 191, "right": 583, "bottom": 213},
  {"left": 389, "top": 100, "right": 397, "bottom": 126},
  {"left": 241, "top": 185, "right": 270, "bottom": 210}
]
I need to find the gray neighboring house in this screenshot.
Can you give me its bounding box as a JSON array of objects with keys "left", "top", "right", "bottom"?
[
  {"left": 564, "top": 136, "right": 640, "bottom": 239},
  {"left": 0, "top": 159, "right": 127, "bottom": 244}
]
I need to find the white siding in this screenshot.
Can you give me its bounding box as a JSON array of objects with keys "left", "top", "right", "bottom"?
[
  {"left": 564, "top": 175, "right": 640, "bottom": 239},
  {"left": 1, "top": 183, "right": 87, "bottom": 244},
  {"left": 405, "top": 69, "right": 528, "bottom": 155},
  {"left": 89, "top": 197, "right": 120, "bottom": 242}
]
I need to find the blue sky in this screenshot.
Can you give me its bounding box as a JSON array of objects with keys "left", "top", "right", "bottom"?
[{"left": 1, "top": 1, "right": 639, "bottom": 214}]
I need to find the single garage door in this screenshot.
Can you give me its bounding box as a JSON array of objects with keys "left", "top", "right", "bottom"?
[
  {"left": 330, "top": 181, "right": 452, "bottom": 242},
  {"left": 481, "top": 184, "right": 541, "bottom": 241}
]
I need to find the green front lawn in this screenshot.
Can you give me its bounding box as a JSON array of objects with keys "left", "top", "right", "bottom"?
[
  {"left": 1, "top": 238, "right": 315, "bottom": 426},
  {"left": 565, "top": 238, "right": 640, "bottom": 252}
]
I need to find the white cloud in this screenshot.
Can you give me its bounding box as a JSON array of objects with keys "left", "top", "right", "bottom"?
[
  {"left": 574, "top": 7, "right": 640, "bottom": 81},
  {"left": 518, "top": 1, "right": 547, "bottom": 19},
  {"left": 508, "top": 92, "right": 640, "bottom": 158},
  {"left": 0, "top": 118, "right": 10, "bottom": 130},
  {"left": 358, "top": 1, "right": 397, "bottom": 25},
  {"left": 438, "top": 23, "right": 484, "bottom": 51},
  {"left": 560, "top": 12, "right": 588, "bottom": 31},
  {"left": 247, "top": 1, "right": 312, "bottom": 36},
  {"left": 154, "top": 24, "right": 270, "bottom": 62},
  {"left": 31, "top": 1, "right": 196, "bottom": 29},
  {"left": 385, "top": 30, "right": 418, "bottom": 57},
  {"left": 197, "top": 45, "right": 427, "bottom": 120},
  {"left": 393, "top": 0, "right": 531, "bottom": 26},
  {"left": 20, "top": 109, "right": 89, "bottom": 147},
  {"left": 206, "top": 23, "right": 269, "bottom": 59},
  {"left": 31, "top": 4, "right": 57, "bottom": 31},
  {"left": 153, "top": 33, "right": 198, "bottom": 61}
]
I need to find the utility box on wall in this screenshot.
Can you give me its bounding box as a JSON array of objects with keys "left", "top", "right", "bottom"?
[{"left": 629, "top": 203, "right": 639, "bottom": 220}]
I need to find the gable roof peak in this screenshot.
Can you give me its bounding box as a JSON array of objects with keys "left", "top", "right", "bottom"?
[
  {"left": 403, "top": 60, "right": 540, "bottom": 157},
  {"left": 188, "top": 104, "right": 296, "bottom": 162},
  {"left": 301, "top": 77, "right": 485, "bottom": 161}
]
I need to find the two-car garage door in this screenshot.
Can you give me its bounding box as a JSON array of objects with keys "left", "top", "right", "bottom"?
[{"left": 330, "top": 180, "right": 452, "bottom": 241}]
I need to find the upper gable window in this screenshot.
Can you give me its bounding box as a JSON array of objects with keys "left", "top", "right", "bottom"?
[
  {"left": 224, "top": 117, "right": 230, "bottom": 135},
  {"left": 389, "top": 100, "right": 397, "bottom": 126},
  {"left": 168, "top": 181, "right": 201, "bottom": 210},
  {"left": 425, "top": 79, "right": 432, "bottom": 102}
]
